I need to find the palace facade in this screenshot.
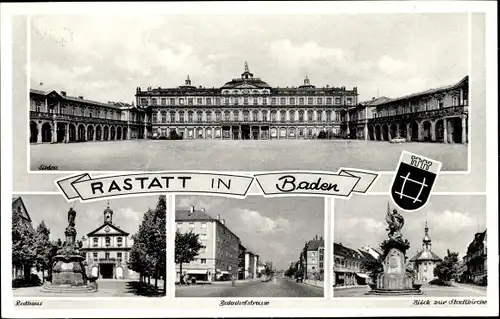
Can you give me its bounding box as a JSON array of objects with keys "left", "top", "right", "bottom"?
[
  {"left": 343, "top": 76, "right": 469, "bottom": 143},
  {"left": 136, "top": 62, "right": 358, "bottom": 140},
  {"left": 81, "top": 205, "right": 138, "bottom": 280},
  {"left": 29, "top": 89, "right": 151, "bottom": 143}
]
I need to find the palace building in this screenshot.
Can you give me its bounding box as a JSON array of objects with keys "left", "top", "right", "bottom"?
[
  {"left": 81, "top": 205, "right": 138, "bottom": 280},
  {"left": 136, "top": 62, "right": 358, "bottom": 140},
  {"left": 463, "top": 229, "right": 487, "bottom": 284},
  {"left": 29, "top": 89, "right": 151, "bottom": 143},
  {"left": 409, "top": 222, "right": 441, "bottom": 283},
  {"left": 343, "top": 76, "right": 469, "bottom": 143}
]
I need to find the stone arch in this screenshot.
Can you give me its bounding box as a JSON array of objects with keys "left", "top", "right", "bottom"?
[
  {"left": 77, "top": 124, "right": 86, "bottom": 141},
  {"left": 110, "top": 126, "right": 116, "bottom": 140},
  {"left": 68, "top": 124, "right": 76, "bottom": 142},
  {"left": 400, "top": 122, "right": 408, "bottom": 140},
  {"left": 122, "top": 127, "right": 128, "bottom": 140},
  {"left": 116, "top": 126, "right": 122, "bottom": 140},
  {"left": 382, "top": 124, "right": 389, "bottom": 141},
  {"left": 196, "top": 127, "right": 203, "bottom": 139},
  {"left": 270, "top": 127, "right": 278, "bottom": 138},
  {"left": 375, "top": 125, "right": 382, "bottom": 141},
  {"left": 422, "top": 121, "right": 432, "bottom": 141},
  {"left": 279, "top": 127, "right": 287, "bottom": 138},
  {"left": 205, "top": 127, "right": 212, "bottom": 138},
  {"left": 368, "top": 126, "right": 375, "bottom": 140},
  {"left": 41, "top": 122, "right": 52, "bottom": 143},
  {"left": 435, "top": 119, "right": 445, "bottom": 142},
  {"left": 96, "top": 125, "right": 102, "bottom": 141},
  {"left": 389, "top": 123, "right": 398, "bottom": 139},
  {"left": 30, "top": 121, "right": 38, "bottom": 143},
  {"left": 103, "top": 126, "right": 109, "bottom": 140},
  {"left": 410, "top": 121, "right": 419, "bottom": 141},
  {"left": 87, "top": 125, "right": 94, "bottom": 141}
]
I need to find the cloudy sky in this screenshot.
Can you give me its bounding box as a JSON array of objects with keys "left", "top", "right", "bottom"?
[
  {"left": 18, "top": 194, "right": 162, "bottom": 241},
  {"left": 177, "top": 195, "right": 324, "bottom": 270},
  {"left": 30, "top": 13, "right": 468, "bottom": 103},
  {"left": 334, "top": 195, "right": 486, "bottom": 260}
]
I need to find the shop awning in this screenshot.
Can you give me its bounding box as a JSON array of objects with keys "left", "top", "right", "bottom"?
[
  {"left": 187, "top": 269, "right": 208, "bottom": 275},
  {"left": 356, "top": 273, "right": 370, "bottom": 279}
]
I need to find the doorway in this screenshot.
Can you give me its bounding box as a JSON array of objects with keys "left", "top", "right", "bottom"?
[
  {"left": 100, "top": 264, "right": 114, "bottom": 279},
  {"left": 251, "top": 127, "right": 259, "bottom": 140},
  {"left": 232, "top": 126, "right": 240, "bottom": 140},
  {"left": 241, "top": 125, "right": 250, "bottom": 140}
]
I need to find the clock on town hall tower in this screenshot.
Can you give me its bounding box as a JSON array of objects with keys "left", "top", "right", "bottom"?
[{"left": 104, "top": 204, "right": 113, "bottom": 224}]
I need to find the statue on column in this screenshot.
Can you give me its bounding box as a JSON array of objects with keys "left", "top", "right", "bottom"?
[
  {"left": 68, "top": 207, "right": 76, "bottom": 227},
  {"left": 385, "top": 208, "right": 404, "bottom": 241}
]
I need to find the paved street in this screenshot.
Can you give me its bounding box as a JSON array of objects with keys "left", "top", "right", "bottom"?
[
  {"left": 30, "top": 139, "right": 467, "bottom": 171},
  {"left": 12, "top": 279, "right": 165, "bottom": 297},
  {"left": 333, "top": 284, "right": 487, "bottom": 297},
  {"left": 176, "top": 278, "right": 323, "bottom": 298}
]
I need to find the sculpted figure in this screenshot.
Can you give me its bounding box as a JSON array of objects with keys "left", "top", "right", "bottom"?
[
  {"left": 385, "top": 208, "right": 405, "bottom": 240},
  {"left": 68, "top": 207, "right": 76, "bottom": 227}
]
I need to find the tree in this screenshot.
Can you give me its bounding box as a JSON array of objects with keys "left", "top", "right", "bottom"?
[
  {"left": 175, "top": 230, "right": 203, "bottom": 282},
  {"left": 33, "top": 221, "right": 52, "bottom": 283},
  {"left": 12, "top": 212, "right": 36, "bottom": 280},
  {"left": 362, "top": 256, "right": 384, "bottom": 283},
  {"left": 434, "top": 249, "right": 459, "bottom": 282}
]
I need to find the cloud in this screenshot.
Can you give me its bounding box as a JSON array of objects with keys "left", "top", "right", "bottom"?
[
  {"left": 238, "top": 209, "right": 291, "bottom": 233},
  {"left": 377, "top": 55, "right": 409, "bottom": 74},
  {"left": 268, "top": 40, "right": 345, "bottom": 68},
  {"left": 426, "top": 210, "right": 475, "bottom": 231}
]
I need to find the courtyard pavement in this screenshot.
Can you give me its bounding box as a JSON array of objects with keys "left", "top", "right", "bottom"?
[
  {"left": 12, "top": 279, "right": 165, "bottom": 297},
  {"left": 176, "top": 277, "right": 323, "bottom": 298},
  {"left": 30, "top": 139, "right": 468, "bottom": 171},
  {"left": 333, "top": 283, "right": 487, "bottom": 297}
]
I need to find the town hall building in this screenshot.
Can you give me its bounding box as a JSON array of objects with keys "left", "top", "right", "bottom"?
[{"left": 81, "top": 205, "right": 138, "bottom": 280}]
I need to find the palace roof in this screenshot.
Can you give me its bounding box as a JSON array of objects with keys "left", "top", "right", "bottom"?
[
  {"left": 466, "top": 230, "right": 487, "bottom": 255},
  {"left": 410, "top": 250, "right": 441, "bottom": 262},
  {"left": 307, "top": 239, "right": 325, "bottom": 251},
  {"left": 334, "top": 242, "right": 363, "bottom": 260}
]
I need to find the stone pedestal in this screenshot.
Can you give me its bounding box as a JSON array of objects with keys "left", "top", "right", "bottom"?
[
  {"left": 367, "top": 239, "right": 422, "bottom": 295},
  {"left": 42, "top": 225, "right": 97, "bottom": 293}
]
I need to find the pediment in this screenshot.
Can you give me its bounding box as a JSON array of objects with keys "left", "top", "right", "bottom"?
[{"left": 87, "top": 223, "right": 129, "bottom": 236}]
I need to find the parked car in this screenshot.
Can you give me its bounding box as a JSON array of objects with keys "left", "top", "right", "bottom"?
[{"left": 295, "top": 272, "right": 304, "bottom": 283}]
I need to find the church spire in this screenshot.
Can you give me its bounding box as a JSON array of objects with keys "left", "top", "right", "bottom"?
[
  {"left": 103, "top": 201, "right": 113, "bottom": 225},
  {"left": 185, "top": 74, "right": 191, "bottom": 86},
  {"left": 422, "top": 221, "right": 432, "bottom": 250},
  {"left": 244, "top": 61, "right": 249, "bottom": 73},
  {"left": 241, "top": 61, "right": 253, "bottom": 79}
]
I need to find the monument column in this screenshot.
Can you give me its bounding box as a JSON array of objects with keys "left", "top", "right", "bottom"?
[{"left": 443, "top": 118, "right": 448, "bottom": 143}]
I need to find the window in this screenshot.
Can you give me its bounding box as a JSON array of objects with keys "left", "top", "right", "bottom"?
[
  {"left": 201, "top": 222, "right": 207, "bottom": 229},
  {"left": 179, "top": 98, "right": 184, "bottom": 105},
  {"left": 252, "top": 111, "right": 258, "bottom": 122},
  {"left": 253, "top": 98, "right": 258, "bottom": 105},
  {"left": 200, "top": 233, "right": 207, "bottom": 241},
  {"left": 326, "top": 97, "right": 332, "bottom": 105},
  {"left": 271, "top": 98, "right": 276, "bottom": 105},
  {"left": 117, "top": 252, "right": 122, "bottom": 259},
  {"left": 317, "top": 98, "right": 322, "bottom": 104},
  {"left": 299, "top": 97, "right": 304, "bottom": 105},
  {"left": 206, "top": 112, "right": 212, "bottom": 122},
  {"left": 206, "top": 98, "right": 211, "bottom": 105},
  {"left": 271, "top": 111, "right": 277, "bottom": 122},
  {"left": 234, "top": 97, "right": 239, "bottom": 105},
  {"left": 298, "top": 111, "right": 304, "bottom": 122},
  {"left": 307, "top": 110, "right": 313, "bottom": 122},
  {"left": 152, "top": 113, "right": 158, "bottom": 123},
  {"left": 188, "top": 98, "right": 193, "bottom": 105},
  {"left": 308, "top": 97, "right": 313, "bottom": 105},
  {"left": 262, "top": 111, "right": 268, "bottom": 121},
  {"left": 93, "top": 252, "right": 98, "bottom": 259},
  {"left": 280, "top": 97, "right": 286, "bottom": 105},
  {"left": 311, "top": 251, "right": 316, "bottom": 257},
  {"left": 244, "top": 97, "right": 248, "bottom": 105},
  {"left": 347, "top": 97, "right": 352, "bottom": 105},
  {"left": 179, "top": 111, "right": 184, "bottom": 123},
  {"left": 151, "top": 98, "right": 157, "bottom": 106},
  {"left": 196, "top": 111, "right": 203, "bottom": 123},
  {"left": 215, "top": 112, "right": 221, "bottom": 121},
  {"left": 117, "top": 237, "right": 123, "bottom": 247},
  {"left": 197, "top": 98, "right": 202, "bottom": 105},
  {"left": 93, "top": 237, "right": 98, "bottom": 247},
  {"left": 201, "top": 259, "right": 207, "bottom": 264},
  {"left": 335, "top": 111, "right": 340, "bottom": 122},
  {"left": 326, "top": 111, "right": 332, "bottom": 122},
  {"left": 243, "top": 111, "right": 249, "bottom": 122},
  {"left": 105, "top": 252, "right": 110, "bottom": 259},
  {"left": 161, "top": 98, "right": 166, "bottom": 106},
  {"left": 224, "top": 111, "right": 230, "bottom": 121},
  {"left": 224, "top": 98, "right": 230, "bottom": 105},
  {"left": 169, "top": 111, "right": 175, "bottom": 123},
  {"left": 189, "top": 222, "right": 195, "bottom": 229},
  {"left": 262, "top": 97, "right": 267, "bottom": 105},
  {"left": 169, "top": 98, "right": 175, "bottom": 105},
  {"left": 201, "top": 246, "right": 207, "bottom": 253},
  {"left": 187, "top": 111, "right": 193, "bottom": 123},
  {"left": 311, "top": 258, "right": 317, "bottom": 264},
  {"left": 141, "top": 98, "right": 148, "bottom": 105},
  {"left": 105, "top": 237, "right": 111, "bottom": 247},
  {"left": 438, "top": 99, "right": 444, "bottom": 109},
  {"left": 290, "top": 97, "right": 295, "bottom": 105},
  {"left": 216, "top": 97, "right": 221, "bottom": 105}
]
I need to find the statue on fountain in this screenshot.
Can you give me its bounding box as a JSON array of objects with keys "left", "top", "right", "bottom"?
[
  {"left": 366, "top": 202, "right": 422, "bottom": 295},
  {"left": 43, "top": 207, "right": 97, "bottom": 293}
]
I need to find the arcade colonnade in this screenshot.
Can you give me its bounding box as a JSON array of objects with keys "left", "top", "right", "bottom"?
[
  {"left": 29, "top": 120, "right": 147, "bottom": 143},
  {"left": 366, "top": 114, "right": 468, "bottom": 144}
]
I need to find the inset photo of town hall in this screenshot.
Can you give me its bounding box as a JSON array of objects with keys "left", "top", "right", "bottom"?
[
  {"left": 175, "top": 196, "right": 325, "bottom": 298},
  {"left": 332, "top": 195, "right": 486, "bottom": 297},
  {"left": 29, "top": 14, "right": 469, "bottom": 171},
  {"left": 11, "top": 195, "right": 166, "bottom": 297}
]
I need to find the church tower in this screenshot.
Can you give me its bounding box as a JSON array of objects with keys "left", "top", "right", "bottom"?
[
  {"left": 103, "top": 203, "right": 113, "bottom": 225},
  {"left": 422, "top": 221, "right": 432, "bottom": 252},
  {"left": 409, "top": 220, "right": 442, "bottom": 283},
  {"left": 185, "top": 74, "right": 192, "bottom": 86}
]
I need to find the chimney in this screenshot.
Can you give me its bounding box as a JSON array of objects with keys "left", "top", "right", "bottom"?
[
  {"left": 189, "top": 206, "right": 194, "bottom": 215},
  {"left": 60, "top": 91, "right": 67, "bottom": 97},
  {"left": 217, "top": 213, "right": 220, "bottom": 220},
  {"left": 221, "top": 219, "right": 225, "bottom": 225},
  {"left": 78, "top": 96, "right": 84, "bottom": 100}
]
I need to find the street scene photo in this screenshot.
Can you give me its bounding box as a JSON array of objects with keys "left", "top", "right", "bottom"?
[
  {"left": 29, "top": 14, "right": 468, "bottom": 171},
  {"left": 175, "top": 196, "right": 324, "bottom": 298},
  {"left": 332, "top": 195, "right": 487, "bottom": 297},
  {"left": 12, "top": 195, "right": 166, "bottom": 297}
]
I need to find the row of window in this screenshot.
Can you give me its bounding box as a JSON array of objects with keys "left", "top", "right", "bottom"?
[
  {"left": 153, "top": 110, "right": 341, "bottom": 123},
  {"left": 374, "top": 96, "right": 466, "bottom": 118},
  {"left": 88, "top": 251, "right": 125, "bottom": 260},
  {"left": 140, "top": 96, "right": 354, "bottom": 106},
  {"left": 334, "top": 258, "right": 361, "bottom": 270},
  {"left": 92, "top": 236, "right": 124, "bottom": 247},
  {"left": 177, "top": 222, "right": 208, "bottom": 229},
  {"left": 32, "top": 101, "right": 124, "bottom": 120}
]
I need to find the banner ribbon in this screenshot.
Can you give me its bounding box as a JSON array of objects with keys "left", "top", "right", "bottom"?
[
  {"left": 254, "top": 169, "right": 378, "bottom": 197},
  {"left": 56, "top": 172, "right": 254, "bottom": 201}
]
